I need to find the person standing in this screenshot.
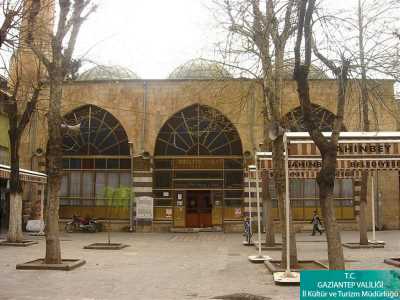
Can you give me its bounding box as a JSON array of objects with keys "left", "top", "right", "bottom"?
[{"left": 311, "top": 210, "right": 323, "bottom": 235}]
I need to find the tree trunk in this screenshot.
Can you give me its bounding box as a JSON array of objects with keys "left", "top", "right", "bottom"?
[
  {"left": 272, "top": 137, "right": 298, "bottom": 268},
  {"left": 358, "top": 0, "right": 370, "bottom": 246},
  {"left": 261, "top": 170, "right": 275, "bottom": 246},
  {"left": 359, "top": 171, "right": 369, "bottom": 245},
  {"left": 317, "top": 151, "right": 345, "bottom": 270},
  {"left": 8, "top": 193, "right": 23, "bottom": 242},
  {"left": 44, "top": 74, "right": 63, "bottom": 264},
  {"left": 7, "top": 118, "right": 24, "bottom": 243}
]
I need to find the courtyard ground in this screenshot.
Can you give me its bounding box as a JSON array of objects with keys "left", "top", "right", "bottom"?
[{"left": 0, "top": 230, "right": 399, "bottom": 300}]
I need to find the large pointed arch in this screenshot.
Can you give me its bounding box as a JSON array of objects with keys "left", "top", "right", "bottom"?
[
  {"left": 154, "top": 104, "right": 243, "bottom": 156},
  {"left": 281, "top": 104, "right": 347, "bottom": 132},
  {"left": 63, "top": 104, "right": 130, "bottom": 156}
]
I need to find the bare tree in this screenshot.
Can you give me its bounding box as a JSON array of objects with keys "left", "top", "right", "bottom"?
[
  {"left": 216, "top": 0, "right": 298, "bottom": 268},
  {"left": 317, "top": 0, "right": 400, "bottom": 246},
  {"left": 294, "top": 0, "right": 349, "bottom": 269},
  {"left": 0, "top": 0, "right": 43, "bottom": 243},
  {"left": 28, "top": 0, "right": 96, "bottom": 264},
  {"left": 3, "top": 75, "right": 42, "bottom": 243}
]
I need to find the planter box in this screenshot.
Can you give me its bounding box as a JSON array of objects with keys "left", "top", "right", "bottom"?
[
  {"left": 264, "top": 260, "right": 328, "bottom": 273},
  {"left": 84, "top": 243, "right": 129, "bottom": 250},
  {"left": 343, "top": 242, "right": 384, "bottom": 249},
  {"left": 0, "top": 240, "right": 38, "bottom": 247},
  {"left": 16, "top": 259, "right": 85, "bottom": 271}
]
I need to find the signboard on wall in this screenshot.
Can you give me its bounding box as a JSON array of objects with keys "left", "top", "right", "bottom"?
[
  {"left": 174, "top": 158, "right": 223, "bottom": 169},
  {"left": 136, "top": 196, "right": 153, "bottom": 220}
]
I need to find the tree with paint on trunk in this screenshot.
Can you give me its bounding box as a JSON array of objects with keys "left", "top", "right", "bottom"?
[{"left": 0, "top": 0, "right": 44, "bottom": 243}]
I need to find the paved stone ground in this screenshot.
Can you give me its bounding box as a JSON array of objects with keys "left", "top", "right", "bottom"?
[{"left": 0, "top": 230, "right": 399, "bottom": 300}]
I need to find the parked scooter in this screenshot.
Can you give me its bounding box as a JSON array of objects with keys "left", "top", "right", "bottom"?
[{"left": 65, "top": 215, "right": 100, "bottom": 233}]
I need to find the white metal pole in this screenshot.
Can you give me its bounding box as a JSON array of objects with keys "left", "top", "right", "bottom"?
[
  {"left": 248, "top": 167, "right": 252, "bottom": 236},
  {"left": 254, "top": 152, "right": 262, "bottom": 257},
  {"left": 371, "top": 172, "right": 376, "bottom": 242},
  {"left": 283, "top": 133, "right": 291, "bottom": 275},
  {"left": 39, "top": 184, "right": 44, "bottom": 234}
]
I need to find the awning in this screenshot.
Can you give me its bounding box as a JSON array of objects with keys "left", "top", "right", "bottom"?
[
  {"left": 0, "top": 164, "right": 47, "bottom": 184},
  {"left": 254, "top": 132, "right": 400, "bottom": 179}
]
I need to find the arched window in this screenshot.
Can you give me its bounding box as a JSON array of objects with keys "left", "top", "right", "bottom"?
[
  {"left": 60, "top": 105, "right": 131, "bottom": 220},
  {"left": 63, "top": 105, "right": 129, "bottom": 156},
  {"left": 276, "top": 105, "right": 353, "bottom": 221},
  {"left": 281, "top": 104, "right": 346, "bottom": 132},
  {"left": 154, "top": 104, "right": 242, "bottom": 156},
  {"left": 153, "top": 104, "right": 244, "bottom": 222}
]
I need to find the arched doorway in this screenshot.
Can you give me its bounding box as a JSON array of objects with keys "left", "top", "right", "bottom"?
[
  {"left": 278, "top": 105, "right": 354, "bottom": 221},
  {"left": 153, "top": 104, "right": 244, "bottom": 228},
  {"left": 59, "top": 105, "right": 131, "bottom": 219}
]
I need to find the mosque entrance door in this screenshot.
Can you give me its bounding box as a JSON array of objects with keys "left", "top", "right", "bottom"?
[{"left": 186, "top": 191, "right": 212, "bottom": 228}]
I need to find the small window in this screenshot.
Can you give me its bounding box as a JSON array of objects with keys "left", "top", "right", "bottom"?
[
  {"left": 82, "top": 159, "right": 94, "bottom": 169},
  {"left": 107, "top": 159, "right": 119, "bottom": 169},
  {"left": 62, "top": 159, "right": 70, "bottom": 169},
  {"left": 95, "top": 159, "right": 106, "bottom": 169},
  {"left": 70, "top": 158, "right": 81, "bottom": 169},
  {"left": 120, "top": 159, "right": 131, "bottom": 170}
]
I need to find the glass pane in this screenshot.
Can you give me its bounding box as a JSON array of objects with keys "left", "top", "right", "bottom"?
[
  {"left": 342, "top": 179, "right": 353, "bottom": 197},
  {"left": 108, "top": 173, "right": 119, "bottom": 188},
  {"left": 82, "top": 172, "right": 94, "bottom": 198},
  {"left": 333, "top": 179, "right": 340, "bottom": 197},
  {"left": 95, "top": 159, "right": 106, "bottom": 169},
  {"left": 95, "top": 172, "right": 107, "bottom": 198},
  {"left": 304, "top": 179, "right": 316, "bottom": 197},
  {"left": 119, "top": 173, "right": 131, "bottom": 188},
  {"left": 342, "top": 199, "right": 353, "bottom": 207},
  {"left": 107, "top": 159, "right": 119, "bottom": 169},
  {"left": 62, "top": 159, "right": 69, "bottom": 169},
  {"left": 120, "top": 159, "right": 131, "bottom": 170},
  {"left": 304, "top": 199, "right": 317, "bottom": 207},
  {"left": 60, "top": 174, "right": 68, "bottom": 197},
  {"left": 154, "top": 171, "right": 171, "bottom": 188},
  {"left": 154, "top": 199, "right": 172, "bottom": 206},
  {"left": 70, "top": 171, "right": 81, "bottom": 197},
  {"left": 70, "top": 159, "right": 81, "bottom": 169},
  {"left": 82, "top": 159, "right": 94, "bottom": 169},
  {"left": 224, "top": 199, "right": 242, "bottom": 207},
  {"left": 224, "top": 171, "right": 243, "bottom": 188},
  {"left": 290, "top": 179, "right": 302, "bottom": 198}
]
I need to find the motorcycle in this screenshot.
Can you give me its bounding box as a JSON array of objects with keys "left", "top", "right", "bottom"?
[{"left": 65, "top": 215, "right": 101, "bottom": 233}]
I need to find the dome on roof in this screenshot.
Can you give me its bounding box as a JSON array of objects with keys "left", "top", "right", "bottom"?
[
  {"left": 168, "top": 58, "right": 232, "bottom": 79},
  {"left": 77, "top": 65, "right": 140, "bottom": 81},
  {"left": 279, "top": 59, "right": 329, "bottom": 80}
]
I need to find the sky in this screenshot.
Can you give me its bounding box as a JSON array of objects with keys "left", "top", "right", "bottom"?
[
  {"left": 75, "top": 0, "right": 219, "bottom": 79},
  {"left": 74, "top": 0, "right": 364, "bottom": 79}
]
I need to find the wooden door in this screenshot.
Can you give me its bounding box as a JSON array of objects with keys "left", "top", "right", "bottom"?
[
  {"left": 185, "top": 191, "right": 212, "bottom": 228},
  {"left": 198, "top": 192, "right": 212, "bottom": 227}
]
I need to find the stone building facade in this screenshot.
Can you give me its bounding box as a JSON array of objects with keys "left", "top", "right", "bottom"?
[
  {"left": 14, "top": 1, "right": 400, "bottom": 233},
  {"left": 16, "top": 62, "right": 399, "bottom": 232}
]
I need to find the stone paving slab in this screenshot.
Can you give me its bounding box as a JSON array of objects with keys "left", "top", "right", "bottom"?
[{"left": 0, "top": 230, "right": 399, "bottom": 300}]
